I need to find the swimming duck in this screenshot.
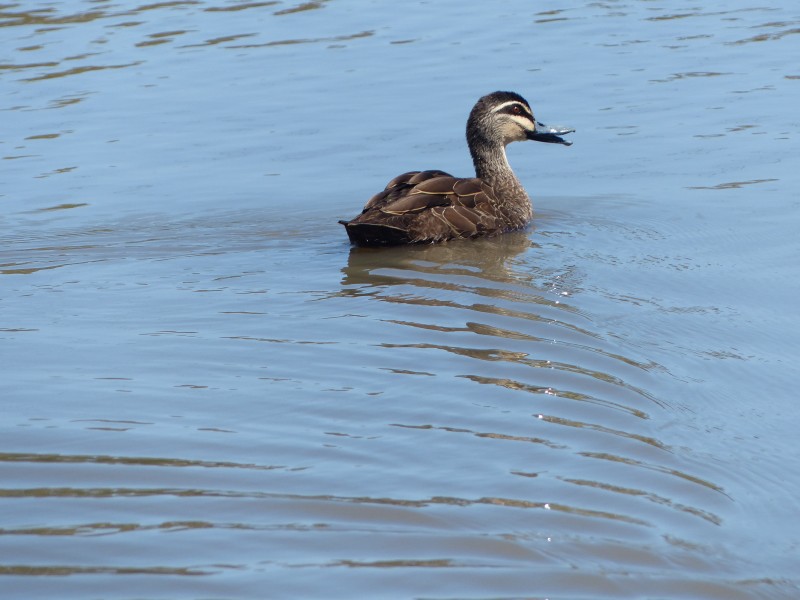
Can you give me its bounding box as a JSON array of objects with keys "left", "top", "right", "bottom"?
[{"left": 339, "top": 91, "right": 573, "bottom": 246}]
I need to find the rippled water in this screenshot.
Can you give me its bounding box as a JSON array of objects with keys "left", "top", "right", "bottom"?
[{"left": 2, "top": 1, "right": 800, "bottom": 598}]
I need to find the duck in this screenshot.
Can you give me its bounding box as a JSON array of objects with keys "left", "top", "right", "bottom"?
[{"left": 339, "top": 91, "right": 573, "bottom": 247}]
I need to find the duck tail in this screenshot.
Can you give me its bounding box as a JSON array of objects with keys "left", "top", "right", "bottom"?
[{"left": 339, "top": 220, "right": 412, "bottom": 247}]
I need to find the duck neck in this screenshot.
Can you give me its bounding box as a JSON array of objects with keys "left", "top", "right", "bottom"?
[
  {"left": 468, "top": 136, "right": 532, "bottom": 227},
  {"left": 470, "top": 141, "right": 518, "bottom": 188}
]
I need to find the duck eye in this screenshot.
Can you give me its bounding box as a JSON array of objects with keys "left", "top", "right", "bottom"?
[{"left": 511, "top": 105, "right": 522, "bottom": 115}]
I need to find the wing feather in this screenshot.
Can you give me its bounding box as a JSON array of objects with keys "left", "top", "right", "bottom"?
[
  {"left": 407, "top": 170, "right": 451, "bottom": 185},
  {"left": 452, "top": 178, "right": 483, "bottom": 196},
  {"left": 414, "top": 176, "right": 459, "bottom": 195},
  {"left": 440, "top": 206, "right": 479, "bottom": 236},
  {"left": 381, "top": 192, "right": 450, "bottom": 215}
]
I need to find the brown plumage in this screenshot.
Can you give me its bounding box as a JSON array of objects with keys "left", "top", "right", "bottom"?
[{"left": 340, "top": 91, "right": 574, "bottom": 247}]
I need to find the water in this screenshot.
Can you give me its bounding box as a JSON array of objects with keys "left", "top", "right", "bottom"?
[{"left": 2, "top": 1, "right": 799, "bottom": 598}]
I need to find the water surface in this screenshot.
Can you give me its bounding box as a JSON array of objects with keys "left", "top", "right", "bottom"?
[{"left": 2, "top": 1, "right": 799, "bottom": 598}]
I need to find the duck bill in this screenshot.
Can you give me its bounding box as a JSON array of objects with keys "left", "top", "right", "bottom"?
[{"left": 527, "top": 121, "right": 574, "bottom": 146}]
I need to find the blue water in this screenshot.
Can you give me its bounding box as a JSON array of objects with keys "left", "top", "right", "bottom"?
[{"left": 2, "top": 1, "right": 799, "bottom": 598}]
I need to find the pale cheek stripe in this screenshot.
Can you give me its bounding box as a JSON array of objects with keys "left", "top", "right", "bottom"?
[{"left": 509, "top": 114, "right": 536, "bottom": 130}]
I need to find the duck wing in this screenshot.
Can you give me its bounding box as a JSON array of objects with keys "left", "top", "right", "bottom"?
[
  {"left": 361, "top": 170, "right": 453, "bottom": 211},
  {"left": 387, "top": 176, "right": 500, "bottom": 237},
  {"left": 342, "top": 173, "right": 501, "bottom": 246}
]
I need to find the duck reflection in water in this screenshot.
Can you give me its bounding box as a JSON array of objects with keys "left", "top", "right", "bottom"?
[{"left": 341, "top": 230, "right": 542, "bottom": 291}]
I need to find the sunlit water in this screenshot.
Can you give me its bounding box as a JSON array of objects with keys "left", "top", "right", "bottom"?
[{"left": 2, "top": 1, "right": 799, "bottom": 598}]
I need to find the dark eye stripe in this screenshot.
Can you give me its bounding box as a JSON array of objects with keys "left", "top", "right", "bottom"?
[
  {"left": 504, "top": 103, "right": 532, "bottom": 117},
  {"left": 503, "top": 104, "right": 534, "bottom": 123}
]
